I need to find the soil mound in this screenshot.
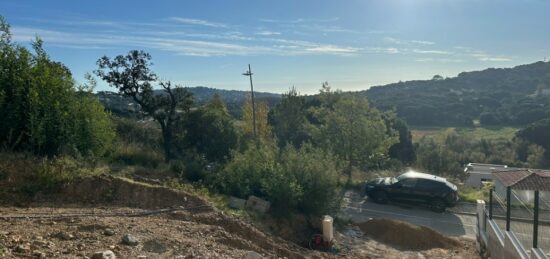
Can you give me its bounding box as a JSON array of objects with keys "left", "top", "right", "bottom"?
[
  {"left": 59, "top": 175, "right": 210, "bottom": 210},
  {"left": 356, "top": 218, "right": 462, "bottom": 251}
]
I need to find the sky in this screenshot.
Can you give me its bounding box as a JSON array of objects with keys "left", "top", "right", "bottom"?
[{"left": 1, "top": 0, "right": 549, "bottom": 94}]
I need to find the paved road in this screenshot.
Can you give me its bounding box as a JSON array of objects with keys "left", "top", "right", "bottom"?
[
  {"left": 338, "top": 190, "right": 477, "bottom": 238},
  {"left": 339, "top": 190, "right": 550, "bottom": 255}
]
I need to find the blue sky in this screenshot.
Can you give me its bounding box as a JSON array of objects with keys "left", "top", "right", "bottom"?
[{"left": 1, "top": 0, "right": 549, "bottom": 94}]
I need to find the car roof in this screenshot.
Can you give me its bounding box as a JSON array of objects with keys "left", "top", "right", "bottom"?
[{"left": 399, "top": 171, "right": 447, "bottom": 183}]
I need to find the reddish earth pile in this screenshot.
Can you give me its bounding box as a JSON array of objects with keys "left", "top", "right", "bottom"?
[{"left": 357, "top": 218, "right": 462, "bottom": 251}]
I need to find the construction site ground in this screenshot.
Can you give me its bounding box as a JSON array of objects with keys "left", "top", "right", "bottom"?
[{"left": 0, "top": 176, "right": 480, "bottom": 258}]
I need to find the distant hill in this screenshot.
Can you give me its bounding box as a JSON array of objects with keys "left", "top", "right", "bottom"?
[
  {"left": 362, "top": 61, "right": 550, "bottom": 127},
  {"left": 98, "top": 62, "right": 550, "bottom": 126},
  {"left": 97, "top": 86, "right": 281, "bottom": 118}
]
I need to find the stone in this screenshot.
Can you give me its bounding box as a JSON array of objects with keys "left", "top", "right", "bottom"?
[
  {"left": 32, "top": 250, "right": 47, "bottom": 258},
  {"left": 228, "top": 197, "right": 246, "bottom": 210},
  {"left": 244, "top": 251, "right": 264, "bottom": 259},
  {"left": 121, "top": 234, "right": 139, "bottom": 246},
  {"left": 103, "top": 228, "right": 115, "bottom": 236},
  {"left": 32, "top": 239, "right": 48, "bottom": 248},
  {"left": 91, "top": 250, "right": 116, "bottom": 259},
  {"left": 55, "top": 231, "right": 74, "bottom": 240},
  {"left": 245, "top": 196, "right": 270, "bottom": 213},
  {"left": 14, "top": 244, "right": 30, "bottom": 253}
]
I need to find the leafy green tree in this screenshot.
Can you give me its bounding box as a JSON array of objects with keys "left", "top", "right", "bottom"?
[
  {"left": 95, "top": 51, "right": 193, "bottom": 161},
  {"left": 176, "top": 95, "right": 238, "bottom": 162},
  {"left": 384, "top": 113, "right": 416, "bottom": 164},
  {"left": 242, "top": 96, "right": 271, "bottom": 141},
  {"left": 213, "top": 141, "right": 340, "bottom": 216},
  {"left": 314, "top": 93, "right": 397, "bottom": 174},
  {"left": 0, "top": 17, "right": 113, "bottom": 157},
  {"left": 271, "top": 87, "right": 310, "bottom": 147}
]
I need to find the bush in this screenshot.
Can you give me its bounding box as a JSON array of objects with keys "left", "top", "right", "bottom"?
[
  {"left": 213, "top": 142, "right": 341, "bottom": 216},
  {"left": 171, "top": 150, "right": 209, "bottom": 182},
  {"left": 109, "top": 143, "right": 164, "bottom": 168},
  {"left": 0, "top": 18, "right": 114, "bottom": 157}
]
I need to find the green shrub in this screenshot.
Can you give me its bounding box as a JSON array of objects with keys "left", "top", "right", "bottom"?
[
  {"left": 171, "top": 151, "right": 209, "bottom": 182},
  {"left": 213, "top": 142, "right": 341, "bottom": 216},
  {"left": 20, "top": 156, "right": 89, "bottom": 195},
  {"left": 109, "top": 144, "right": 163, "bottom": 168},
  {"left": 0, "top": 18, "right": 114, "bottom": 158}
]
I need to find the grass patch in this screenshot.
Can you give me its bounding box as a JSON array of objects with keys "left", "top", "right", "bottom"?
[
  {"left": 411, "top": 126, "right": 519, "bottom": 143},
  {"left": 458, "top": 183, "right": 493, "bottom": 203}
]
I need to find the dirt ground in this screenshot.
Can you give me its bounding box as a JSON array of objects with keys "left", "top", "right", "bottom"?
[
  {"left": 0, "top": 176, "right": 480, "bottom": 258},
  {"left": 0, "top": 207, "right": 318, "bottom": 259}
]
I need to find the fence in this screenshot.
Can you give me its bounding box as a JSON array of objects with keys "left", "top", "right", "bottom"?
[{"left": 477, "top": 188, "right": 550, "bottom": 259}]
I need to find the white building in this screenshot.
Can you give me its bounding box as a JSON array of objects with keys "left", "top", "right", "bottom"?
[
  {"left": 464, "top": 163, "right": 517, "bottom": 188},
  {"left": 492, "top": 169, "right": 550, "bottom": 205}
]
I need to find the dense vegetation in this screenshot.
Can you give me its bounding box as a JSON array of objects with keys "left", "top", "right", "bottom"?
[
  {"left": 2, "top": 13, "right": 548, "bottom": 221},
  {"left": 96, "top": 86, "right": 280, "bottom": 119},
  {"left": 0, "top": 16, "right": 410, "bottom": 217},
  {"left": 0, "top": 17, "right": 114, "bottom": 158},
  {"left": 364, "top": 61, "right": 550, "bottom": 127},
  {"left": 414, "top": 125, "right": 550, "bottom": 180}
]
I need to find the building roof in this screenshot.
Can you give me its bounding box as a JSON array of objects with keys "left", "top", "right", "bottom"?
[
  {"left": 492, "top": 169, "right": 550, "bottom": 191},
  {"left": 464, "top": 163, "right": 512, "bottom": 174}
]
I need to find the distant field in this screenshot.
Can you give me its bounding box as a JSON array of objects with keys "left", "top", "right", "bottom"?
[{"left": 411, "top": 126, "right": 520, "bottom": 143}]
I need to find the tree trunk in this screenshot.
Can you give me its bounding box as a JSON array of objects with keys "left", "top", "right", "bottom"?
[{"left": 160, "top": 121, "right": 172, "bottom": 162}]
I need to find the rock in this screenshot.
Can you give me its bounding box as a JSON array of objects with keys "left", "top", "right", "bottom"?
[
  {"left": 244, "top": 251, "right": 264, "bottom": 259},
  {"left": 14, "top": 244, "right": 30, "bottom": 253},
  {"left": 245, "top": 196, "right": 270, "bottom": 213},
  {"left": 121, "top": 234, "right": 139, "bottom": 246},
  {"left": 55, "top": 231, "right": 74, "bottom": 240},
  {"left": 32, "top": 250, "right": 47, "bottom": 258},
  {"left": 32, "top": 240, "right": 48, "bottom": 248},
  {"left": 228, "top": 197, "right": 246, "bottom": 210},
  {"left": 91, "top": 250, "right": 116, "bottom": 259},
  {"left": 104, "top": 228, "right": 115, "bottom": 236},
  {"left": 137, "top": 256, "right": 147, "bottom": 259}
]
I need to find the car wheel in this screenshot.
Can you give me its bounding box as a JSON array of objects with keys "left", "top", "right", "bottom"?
[
  {"left": 374, "top": 191, "right": 388, "bottom": 204},
  {"left": 430, "top": 198, "right": 446, "bottom": 213}
]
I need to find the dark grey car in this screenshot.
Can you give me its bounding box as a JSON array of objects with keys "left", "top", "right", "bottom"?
[{"left": 363, "top": 171, "right": 459, "bottom": 212}]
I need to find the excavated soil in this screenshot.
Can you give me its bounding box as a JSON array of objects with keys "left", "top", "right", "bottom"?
[
  {"left": 357, "top": 218, "right": 462, "bottom": 250},
  {"left": 0, "top": 175, "right": 480, "bottom": 258},
  {"left": 0, "top": 207, "right": 320, "bottom": 259}
]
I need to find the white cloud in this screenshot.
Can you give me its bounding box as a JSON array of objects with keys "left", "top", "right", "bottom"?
[
  {"left": 168, "top": 17, "right": 228, "bottom": 28},
  {"left": 384, "top": 37, "right": 402, "bottom": 44},
  {"left": 255, "top": 31, "right": 281, "bottom": 36},
  {"left": 411, "top": 40, "right": 435, "bottom": 45},
  {"left": 478, "top": 56, "right": 512, "bottom": 62},
  {"left": 259, "top": 17, "right": 339, "bottom": 24},
  {"left": 12, "top": 25, "right": 361, "bottom": 57},
  {"left": 413, "top": 49, "right": 453, "bottom": 55},
  {"left": 366, "top": 47, "right": 400, "bottom": 54},
  {"left": 305, "top": 45, "right": 360, "bottom": 55},
  {"left": 416, "top": 58, "right": 464, "bottom": 63}
]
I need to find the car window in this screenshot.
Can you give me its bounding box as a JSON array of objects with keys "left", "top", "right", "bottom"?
[{"left": 400, "top": 178, "right": 417, "bottom": 188}]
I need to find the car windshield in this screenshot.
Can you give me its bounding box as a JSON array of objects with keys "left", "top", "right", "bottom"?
[{"left": 395, "top": 174, "right": 407, "bottom": 182}]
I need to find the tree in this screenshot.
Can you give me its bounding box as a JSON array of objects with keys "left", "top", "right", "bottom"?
[
  {"left": 242, "top": 96, "right": 271, "bottom": 141},
  {"left": 385, "top": 113, "right": 416, "bottom": 164},
  {"left": 0, "top": 17, "right": 113, "bottom": 157},
  {"left": 95, "top": 50, "right": 193, "bottom": 161},
  {"left": 176, "top": 95, "right": 238, "bottom": 162},
  {"left": 271, "top": 87, "right": 310, "bottom": 147},
  {"left": 314, "top": 93, "right": 397, "bottom": 174}
]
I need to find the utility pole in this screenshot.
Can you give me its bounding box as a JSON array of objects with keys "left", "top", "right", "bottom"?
[{"left": 242, "top": 64, "right": 257, "bottom": 138}]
